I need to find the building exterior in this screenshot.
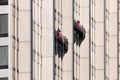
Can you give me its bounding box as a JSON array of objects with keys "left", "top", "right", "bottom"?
[{"left": 0, "top": 0, "right": 119, "bottom": 80}]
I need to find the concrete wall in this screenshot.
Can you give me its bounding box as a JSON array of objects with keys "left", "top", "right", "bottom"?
[
  {"left": 18, "top": 0, "right": 31, "bottom": 79},
  {"left": 0, "top": 0, "right": 119, "bottom": 80}
]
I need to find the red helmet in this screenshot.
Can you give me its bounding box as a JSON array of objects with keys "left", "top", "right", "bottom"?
[{"left": 77, "top": 20, "right": 81, "bottom": 29}]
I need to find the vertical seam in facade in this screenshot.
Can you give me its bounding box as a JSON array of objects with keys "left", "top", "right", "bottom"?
[
  {"left": 89, "top": 0, "right": 91, "bottom": 80},
  {"left": 104, "top": 0, "right": 106, "bottom": 80},
  {"left": 53, "top": 0, "right": 55, "bottom": 80},
  {"left": 72, "top": 0, "right": 74, "bottom": 80},
  {"left": 117, "top": 0, "right": 119, "bottom": 79},
  {"left": 31, "top": 0, "right": 33, "bottom": 80}
]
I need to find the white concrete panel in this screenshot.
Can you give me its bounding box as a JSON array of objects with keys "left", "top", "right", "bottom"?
[
  {"left": 0, "top": 69, "right": 9, "bottom": 77},
  {"left": 46, "top": 29, "right": 54, "bottom": 57},
  {"left": 19, "top": 42, "right": 31, "bottom": 72},
  {"left": 95, "top": 46, "right": 104, "bottom": 69},
  {"left": 80, "top": 0, "right": 89, "bottom": 7},
  {"left": 55, "top": 76, "right": 59, "bottom": 80},
  {"left": 80, "top": 7, "right": 89, "bottom": 31},
  {"left": 95, "top": 22, "right": 104, "bottom": 46},
  {"left": 42, "top": 0, "right": 47, "bottom": 28},
  {"left": 46, "top": 57, "right": 54, "bottom": 80},
  {"left": 19, "top": 0, "right": 30, "bottom": 10},
  {"left": 0, "top": 38, "right": 9, "bottom": 46},
  {"left": 109, "top": 58, "right": 117, "bottom": 80},
  {"left": 80, "top": 58, "right": 89, "bottom": 80},
  {"left": 95, "top": 0, "right": 104, "bottom": 22},
  {"left": 109, "top": 13, "right": 117, "bottom": 36},
  {"left": 96, "top": 70, "right": 104, "bottom": 80},
  {"left": 19, "top": 11, "right": 31, "bottom": 41},
  {"left": 42, "top": 58, "right": 47, "bottom": 80},
  {"left": 41, "top": 29, "right": 47, "bottom": 58},
  {"left": 109, "top": 0, "right": 117, "bottom": 13},
  {"left": 46, "top": 0, "right": 53, "bottom": 29},
  {"left": 62, "top": 0, "right": 72, "bottom": 18},
  {"left": 62, "top": 18, "right": 73, "bottom": 43},
  {"left": 109, "top": 36, "right": 117, "bottom": 58},
  {"left": 0, "top": 6, "right": 9, "bottom": 14},
  {"left": 63, "top": 71, "right": 72, "bottom": 80},
  {"left": 19, "top": 73, "right": 31, "bottom": 80}
]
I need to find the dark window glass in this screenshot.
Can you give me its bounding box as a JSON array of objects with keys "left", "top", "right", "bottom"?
[
  {"left": 0, "top": 78, "right": 8, "bottom": 80},
  {"left": 0, "top": 14, "right": 8, "bottom": 37},
  {"left": 0, "top": 0, "right": 8, "bottom": 5},
  {"left": 0, "top": 46, "right": 8, "bottom": 69}
]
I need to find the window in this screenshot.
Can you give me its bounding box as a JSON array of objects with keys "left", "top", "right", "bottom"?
[
  {"left": 0, "top": 78, "right": 8, "bottom": 80},
  {"left": 0, "top": 14, "right": 8, "bottom": 37},
  {"left": 0, "top": 46, "right": 8, "bottom": 69},
  {"left": 0, "top": 0, "right": 8, "bottom": 5}
]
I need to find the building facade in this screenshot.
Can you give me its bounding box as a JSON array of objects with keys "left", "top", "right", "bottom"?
[{"left": 0, "top": 0, "right": 119, "bottom": 80}]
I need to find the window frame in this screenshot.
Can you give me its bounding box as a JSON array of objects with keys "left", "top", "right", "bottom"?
[
  {"left": 0, "top": 14, "right": 8, "bottom": 37},
  {"left": 0, "top": 77, "right": 8, "bottom": 80},
  {"left": 0, "top": 46, "right": 8, "bottom": 69},
  {"left": 0, "top": 0, "right": 8, "bottom": 5}
]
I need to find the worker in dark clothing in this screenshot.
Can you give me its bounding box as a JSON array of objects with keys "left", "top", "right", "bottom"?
[{"left": 56, "top": 29, "right": 68, "bottom": 53}]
